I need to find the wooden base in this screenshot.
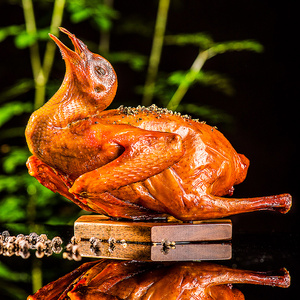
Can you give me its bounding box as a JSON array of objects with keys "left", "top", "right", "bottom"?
[{"left": 74, "top": 215, "right": 232, "bottom": 261}]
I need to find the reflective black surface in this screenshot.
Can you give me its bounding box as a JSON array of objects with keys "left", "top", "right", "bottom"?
[{"left": 0, "top": 215, "right": 299, "bottom": 299}]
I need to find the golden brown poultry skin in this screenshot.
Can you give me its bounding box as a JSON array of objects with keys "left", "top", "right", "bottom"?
[
  {"left": 27, "top": 260, "right": 290, "bottom": 300},
  {"left": 25, "top": 28, "right": 292, "bottom": 220}
]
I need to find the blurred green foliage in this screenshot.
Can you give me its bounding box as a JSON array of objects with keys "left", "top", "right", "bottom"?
[
  {"left": 67, "top": 0, "right": 119, "bottom": 31},
  {"left": 0, "top": 0, "right": 263, "bottom": 297}
]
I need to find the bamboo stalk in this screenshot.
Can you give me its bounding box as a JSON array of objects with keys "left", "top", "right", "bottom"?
[
  {"left": 22, "top": 0, "right": 41, "bottom": 81},
  {"left": 142, "top": 0, "right": 171, "bottom": 106},
  {"left": 42, "top": 0, "right": 66, "bottom": 82},
  {"left": 31, "top": 258, "right": 42, "bottom": 293},
  {"left": 22, "top": 0, "right": 66, "bottom": 110},
  {"left": 166, "top": 49, "right": 210, "bottom": 111},
  {"left": 99, "top": 0, "right": 114, "bottom": 54}
]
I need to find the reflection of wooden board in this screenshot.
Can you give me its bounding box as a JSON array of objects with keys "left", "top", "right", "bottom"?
[
  {"left": 74, "top": 215, "right": 232, "bottom": 261},
  {"left": 151, "top": 243, "right": 232, "bottom": 261},
  {"left": 77, "top": 239, "right": 232, "bottom": 261},
  {"left": 74, "top": 215, "right": 232, "bottom": 243}
]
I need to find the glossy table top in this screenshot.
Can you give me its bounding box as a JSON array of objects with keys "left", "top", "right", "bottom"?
[{"left": 0, "top": 212, "right": 299, "bottom": 299}]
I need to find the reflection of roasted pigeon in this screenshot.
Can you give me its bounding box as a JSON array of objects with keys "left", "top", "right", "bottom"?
[
  {"left": 26, "top": 28, "right": 292, "bottom": 220},
  {"left": 28, "top": 260, "right": 290, "bottom": 299}
]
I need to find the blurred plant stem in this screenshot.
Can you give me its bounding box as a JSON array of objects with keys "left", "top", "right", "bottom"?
[
  {"left": 32, "top": 259, "right": 42, "bottom": 294},
  {"left": 99, "top": 0, "right": 114, "bottom": 54},
  {"left": 167, "top": 50, "right": 210, "bottom": 110},
  {"left": 22, "top": 0, "right": 66, "bottom": 110},
  {"left": 142, "top": 0, "right": 170, "bottom": 106}
]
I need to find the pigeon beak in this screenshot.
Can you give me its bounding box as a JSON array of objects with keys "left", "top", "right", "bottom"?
[{"left": 49, "top": 27, "right": 92, "bottom": 66}]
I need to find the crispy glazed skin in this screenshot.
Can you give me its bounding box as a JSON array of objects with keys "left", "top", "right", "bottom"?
[
  {"left": 25, "top": 28, "right": 292, "bottom": 220},
  {"left": 28, "top": 260, "right": 290, "bottom": 300}
]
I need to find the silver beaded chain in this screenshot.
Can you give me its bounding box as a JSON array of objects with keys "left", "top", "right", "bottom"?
[{"left": 0, "top": 230, "right": 81, "bottom": 261}]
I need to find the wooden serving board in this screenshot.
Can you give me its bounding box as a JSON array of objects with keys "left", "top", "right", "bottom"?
[
  {"left": 74, "top": 215, "right": 232, "bottom": 261},
  {"left": 74, "top": 215, "right": 232, "bottom": 243}
]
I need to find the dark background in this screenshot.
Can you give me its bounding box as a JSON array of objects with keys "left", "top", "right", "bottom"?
[{"left": 0, "top": 0, "right": 299, "bottom": 298}]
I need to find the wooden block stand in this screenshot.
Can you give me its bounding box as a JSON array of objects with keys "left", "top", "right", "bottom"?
[{"left": 74, "top": 215, "right": 232, "bottom": 261}]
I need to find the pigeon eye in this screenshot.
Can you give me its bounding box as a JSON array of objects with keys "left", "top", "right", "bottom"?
[
  {"left": 95, "top": 66, "right": 106, "bottom": 76},
  {"left": 94, "top": 86, "right": 103, "bottom": 93}
]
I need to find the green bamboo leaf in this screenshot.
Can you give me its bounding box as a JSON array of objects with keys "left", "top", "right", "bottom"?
[
  {"left": 14, "top": 31, "right": 37, "bottom": 48},
  {"left": 211, "top": 40, "right": 264, "bottom": 55},
  {"left": 108, "top": 52, "right": 147, "bottom": 71},
  {"left": 37, "top": 27, "right": 52, "bottom": 40},
  {"left": 94, "top": 16, "right": 112, "bottom": 31},
  {"left": 67, "top": 0, "right": 119, "bottom": 27},
  {"left": 165, "top": 33, "right": 214, "bottom": 49},
  {"left": 0, "top": 25, "right": 24, "bottom": 43},
  {"left": 0, "top": 101, "right": 33, "bottom": 127},
  {"left": 0, "top": 262, "right": 30, "bottom": 282},
  {"left": 93, "top": 3, "right": 119, "bottom": 30},
  {"left": 70, "top": 8, "right": 92, "bottom": 23},
  {"left": 0, "top": 79, "right": 34, "bottom": 103},
  {"left": 167, "top": 70, "right": 234, "bottom": 96},
  {"left": 0, "top": 196, "right": 26, "bottom": 222},
  {"left": 194, "top": 71, "right": 235, "bottom": 96},
  {"left": 0, "top": 175, "right": 23, "bottom": 193},
  {"left": 2, "top": 148, "right": 30, "bottom": 174},
  {"left": 167, "top": 71, "right": 186, "bottom": 85}
]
